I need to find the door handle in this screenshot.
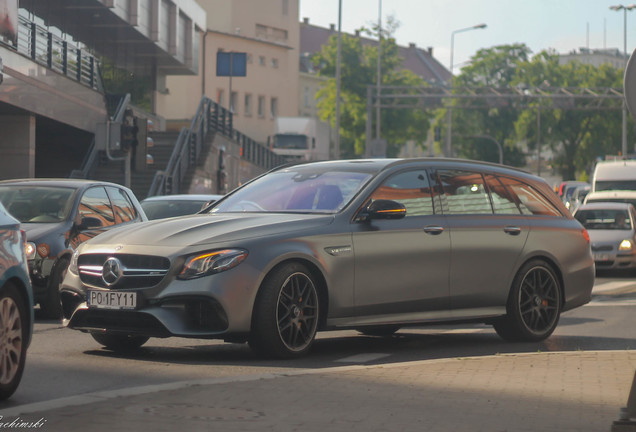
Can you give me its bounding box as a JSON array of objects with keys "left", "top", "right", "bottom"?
[
  {"left": 423, "top": 225, "right": 444, "bottom": 235},
  {"left": 504, "top": 226, "right": 522, "bottom": 235}
]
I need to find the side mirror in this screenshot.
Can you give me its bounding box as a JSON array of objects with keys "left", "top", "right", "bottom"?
[
  {"left": 363, "top": 199, "right": 406, "bottom": 221},
  {"left": 78, "top": 216, "right": 102, "bottom": 230}
]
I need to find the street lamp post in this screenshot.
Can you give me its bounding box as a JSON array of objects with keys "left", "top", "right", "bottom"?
[
  {"left": 335, "top": 0, "right": 342, "bottom": 160},
  {"left": 445, "top": 23, "right": 487, "bottom": 158},
  {"left": 610, "top": 4, "right": 636, "bottom": 156}
]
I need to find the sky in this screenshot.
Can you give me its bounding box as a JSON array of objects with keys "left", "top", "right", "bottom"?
[{"left": 299, "top": 0, "right": 636, "bottom": 74}]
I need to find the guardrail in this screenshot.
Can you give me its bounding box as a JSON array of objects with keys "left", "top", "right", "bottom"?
[
  {"left": 148, "top": 97, "right": 286, "bottom": 197},
  {"left": 10, "top": 15, "right": 102, "bottom": 91}
]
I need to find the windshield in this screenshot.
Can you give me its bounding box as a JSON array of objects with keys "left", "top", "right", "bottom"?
[
  {"left": 595, "top": 180, "right": 636, "bottom": 191},
  {"left": 211, "top": 168, "right": 372, "bottom": 214},
  {"left": 142, "top": 200, "right": 210, "bottom": 220},
  {"left": 273, "top": 134, "right": 308, "bottom": 150},
  {"left": 0, "top": 186, "right": 75, "bottom": 223},
  {"left": 574, "top": 209, "right": 632, "bottom": 230}
]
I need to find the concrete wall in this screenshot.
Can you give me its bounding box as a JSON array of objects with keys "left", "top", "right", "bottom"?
[{"left": 0, "top": 115, "right": 35, "bottom": 179}]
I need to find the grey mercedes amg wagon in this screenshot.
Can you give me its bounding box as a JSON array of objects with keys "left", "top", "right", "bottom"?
[{"left": 61, "top": 158, "right": 594, "bottom": 358}]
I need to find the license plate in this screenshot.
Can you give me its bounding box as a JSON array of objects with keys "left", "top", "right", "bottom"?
[
  {"left": 87, "top": 290, "right": 137, "bottom": 310},
  {"left": 593, "top": 253, "right": 612, "bottom": 262}
]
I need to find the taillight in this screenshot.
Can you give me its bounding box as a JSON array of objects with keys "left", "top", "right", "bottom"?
[{"left": 581, "top": 228, "right": 590, "bottom": 243}]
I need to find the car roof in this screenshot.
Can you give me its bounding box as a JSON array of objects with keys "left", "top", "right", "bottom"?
[
  {"left": 577, "top": 202, "right": 635, "bottom": 211},
  {"left": 0, "top": 178, "right": 128, "bottom": 189},
  {"left": 142, "top": 194, "right": 223, "bottom": 202},
  {"left": 586, "top": 190, "right": 636, "bottom": 199}
]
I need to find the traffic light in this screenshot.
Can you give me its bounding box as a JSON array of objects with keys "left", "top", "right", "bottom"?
[
  {"left": 120, "top": 110, "right": 138, "bottom": 152},
  {"left": 434, "top": 127, "right": 441, "bottom": 142}
]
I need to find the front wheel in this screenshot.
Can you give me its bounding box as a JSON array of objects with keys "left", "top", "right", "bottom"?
[
  {"left": 0, "top": 283, "right": 28, "bottom": 400},
  {"left": 91, "top": 333, "right": 149, "bottom": 351},
  {"left": 249, "top": 263, "right": 320, "bottom": 359},
  {"left": 493, "top": 260, "right": 562, "bottom": 342},
  {"left": 40, "top": 257, "right": 68, "bottom": 320}
]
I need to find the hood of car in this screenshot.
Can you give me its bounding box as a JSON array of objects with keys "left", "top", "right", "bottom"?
[
  {"left": 86, "top": 213, "right": 335, "bottom": 247},
  {"left": 588, "top": 229, "right": 635, "bottom": 245},
  {"left": 20, "top": 222, "right": 66, "bottom": 240}
]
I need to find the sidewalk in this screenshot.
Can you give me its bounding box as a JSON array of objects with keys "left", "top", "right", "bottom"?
[{"left": 2, "top": 350, "right": 636, "bottom": 432}]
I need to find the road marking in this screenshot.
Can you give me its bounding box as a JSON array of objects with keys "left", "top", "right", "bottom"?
[
  {"left": 587, "top": 300, "right": 636, "bottom": 306},
  {"left": 335, "top": 353, "right": 390, "bottom": 363}
]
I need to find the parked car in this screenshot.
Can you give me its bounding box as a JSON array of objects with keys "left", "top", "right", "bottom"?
[
  {"left": 584, "top": 190, "right": 636, "bottom": 209},
  {"left": 557, "top": 181, "right": 589, "bottom": 203},
  {"left": 574, "top": 202, "right": 636, "bottom": 271},
  {"left": 0, "top": 202, "right": 33, "bottom": 399},
  {"left": 0, "top": 179, "right": 147, "bottom": 319},
  {"left": 61, "top": 159, "right": 594, "bottom": 358},
  {"left": 141, "top": 194, "right": 223, "bottom": 220},
  {"left": 565, "top": 184, "right": 591, "bottom": 213}
]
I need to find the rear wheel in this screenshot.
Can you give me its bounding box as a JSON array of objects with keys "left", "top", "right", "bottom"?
[
  {"left": 0, "top": 283, "right": 28, "bottom": 400},
  {"left": 493, "top": 260, "right": 562, "bottom": 342},
  {"left": 40, "top": 257, "right": 68, "bottom": 320},
  {"left": 249, "top": 263, "right": 320, "bottom": 358},
  {"left": 91, "top": 333, "right": 149, "bottom": 351}
]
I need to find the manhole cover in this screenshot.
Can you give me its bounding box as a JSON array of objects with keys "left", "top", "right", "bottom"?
[{"left": 125, "top": 403, "right": 264, "bottom": 421}]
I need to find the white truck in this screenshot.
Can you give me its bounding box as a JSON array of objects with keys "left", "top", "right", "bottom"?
[
  {"left": 270, "top": 117, "right": 331, "bottom": 162},
  {"left": 592, "top": 160, "right": 636, "bottom": 192}
]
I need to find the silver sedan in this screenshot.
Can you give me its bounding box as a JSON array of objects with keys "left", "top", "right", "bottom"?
[{"left": 61, "top": 159, "right": 594, "bottom": 358}]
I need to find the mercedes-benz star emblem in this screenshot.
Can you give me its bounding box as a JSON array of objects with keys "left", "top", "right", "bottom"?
[{"left": 102, "top": 257, "right": 123, "bottom": 286}]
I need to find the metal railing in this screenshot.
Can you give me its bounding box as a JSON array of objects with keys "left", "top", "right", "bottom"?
[
  {"left": 148, "top": 97, "right": 286, "bottom": 197},
  {"left": 13, "top": 15, "right": 102, "bottom": 91}
]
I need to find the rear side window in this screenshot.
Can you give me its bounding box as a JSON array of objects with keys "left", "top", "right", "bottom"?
[
  {"left": 106, "top": 187, "right": 137, "bottom": 223},
  {"left": 484, "top": 174, "right": 521, "bottom": 215},
  {"left": 437, "top": 170, "right": 493, "bottom": 215},
  {"left": 78, "top": 187, "right": 115, "bottom": 227},
  {"left": 499, "top": 177, "right": 562, "bottom": 216},
  {"left": 369, "top": 170, "right": 434, "bottom": 216}
]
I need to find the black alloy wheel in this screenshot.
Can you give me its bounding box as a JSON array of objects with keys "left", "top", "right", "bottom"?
[
  {"left": 40, "top": 257, "right": 68, "bottom": 320},
  {"left": 250, "top": 262, "right": 320, "bottom": 358},
  {"left": 494, "top": 259, "right": 562, "bottom": 342}
]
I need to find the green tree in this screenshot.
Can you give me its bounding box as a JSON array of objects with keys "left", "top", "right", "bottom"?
[
  {"left": 313, "top": 21, "right": 431, "bottom": 158},
  {"left": 444, "top": 44, "right": 532, "bottom": 166},
  {"left": 513, "top": 51, "right": 626, "bottom": 180}
]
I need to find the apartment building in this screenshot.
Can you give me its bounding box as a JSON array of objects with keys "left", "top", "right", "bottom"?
[{"left": 156, "top": 0, "right": 299, "bottom": 143}]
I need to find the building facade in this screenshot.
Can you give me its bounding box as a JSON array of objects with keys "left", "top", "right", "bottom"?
[{"left": 157, "top": 0, "right": 300, "bottom": 144}]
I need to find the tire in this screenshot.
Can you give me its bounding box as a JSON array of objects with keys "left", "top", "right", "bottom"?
[
  {"left": 91, "top": 333, "right": 149, "bottom": 351},
  {"left": 357, "top": 325, "right": 401, "bottom": 336},
  {"left": 40, "top": 257, "right": 68, "bottom": 320},
  {"left": 0, "top": 283, "right": 28, "bottom": 400},
  {"left": 493, "top": 260, "right": 562, "bottom": 342},
  {"left": 249, "top": 263, "right": 320, "bottom": 359}
]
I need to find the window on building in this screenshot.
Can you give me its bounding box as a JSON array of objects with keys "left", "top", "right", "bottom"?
[
  {"left": 258, "top": 96, "right": 265, "bottom": 118},
  {"left": 217, "top": 89, "right": 224, "bottom": 107},
  {"left": 270, "top": 97, "right": 278, "bottom": 118},
  {"left": 244, "top": 93, "right": 252, "bottom": 116},
  {"left": 230, "top": 91, "right": 238, "bottom": 113},
  {"left": 304, "top": 87, "right": 311, "bottom": 108},
  {"left": 271, "top": 58, "right": 279, "bottom": 68},
  {"left": 256, "top": 24, "right": 268, "bottom": 39},
  {"left": 282, "top": 0, "right": 289, "bottom": 15},
  {"left": 246, "top": 53, "right": 253, "bottom": 64},
  {"left": 259, "top": 56, "right": 266, "bottom": 66}
]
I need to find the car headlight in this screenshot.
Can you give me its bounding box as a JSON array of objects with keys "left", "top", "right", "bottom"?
[
  {"left": 178, "top": 249, "right": 248, "bottom": 280},
  {"left": 619, "top": 239, "right": 633, "bottom": 251},
  {"left": 25, "top": 242, "right": 36, "bottom": 260},
  {"left": 69, "top": 248, "right": 80, "bottom": 275}
]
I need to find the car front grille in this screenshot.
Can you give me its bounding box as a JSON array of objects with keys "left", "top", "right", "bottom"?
[
  {"left": 78, "top": 253, "right": 171, "bottom": 289},
  {"left": 591, "top": 245, "right": 614, "bottom": 252}
]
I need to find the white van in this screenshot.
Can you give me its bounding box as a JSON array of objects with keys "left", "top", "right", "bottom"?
[
  {"left": 584, "top": 190, "right": 636, "bottom": 208},
  {"left": 592, "top": 160, "right": 636, "bottom": 192}
]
